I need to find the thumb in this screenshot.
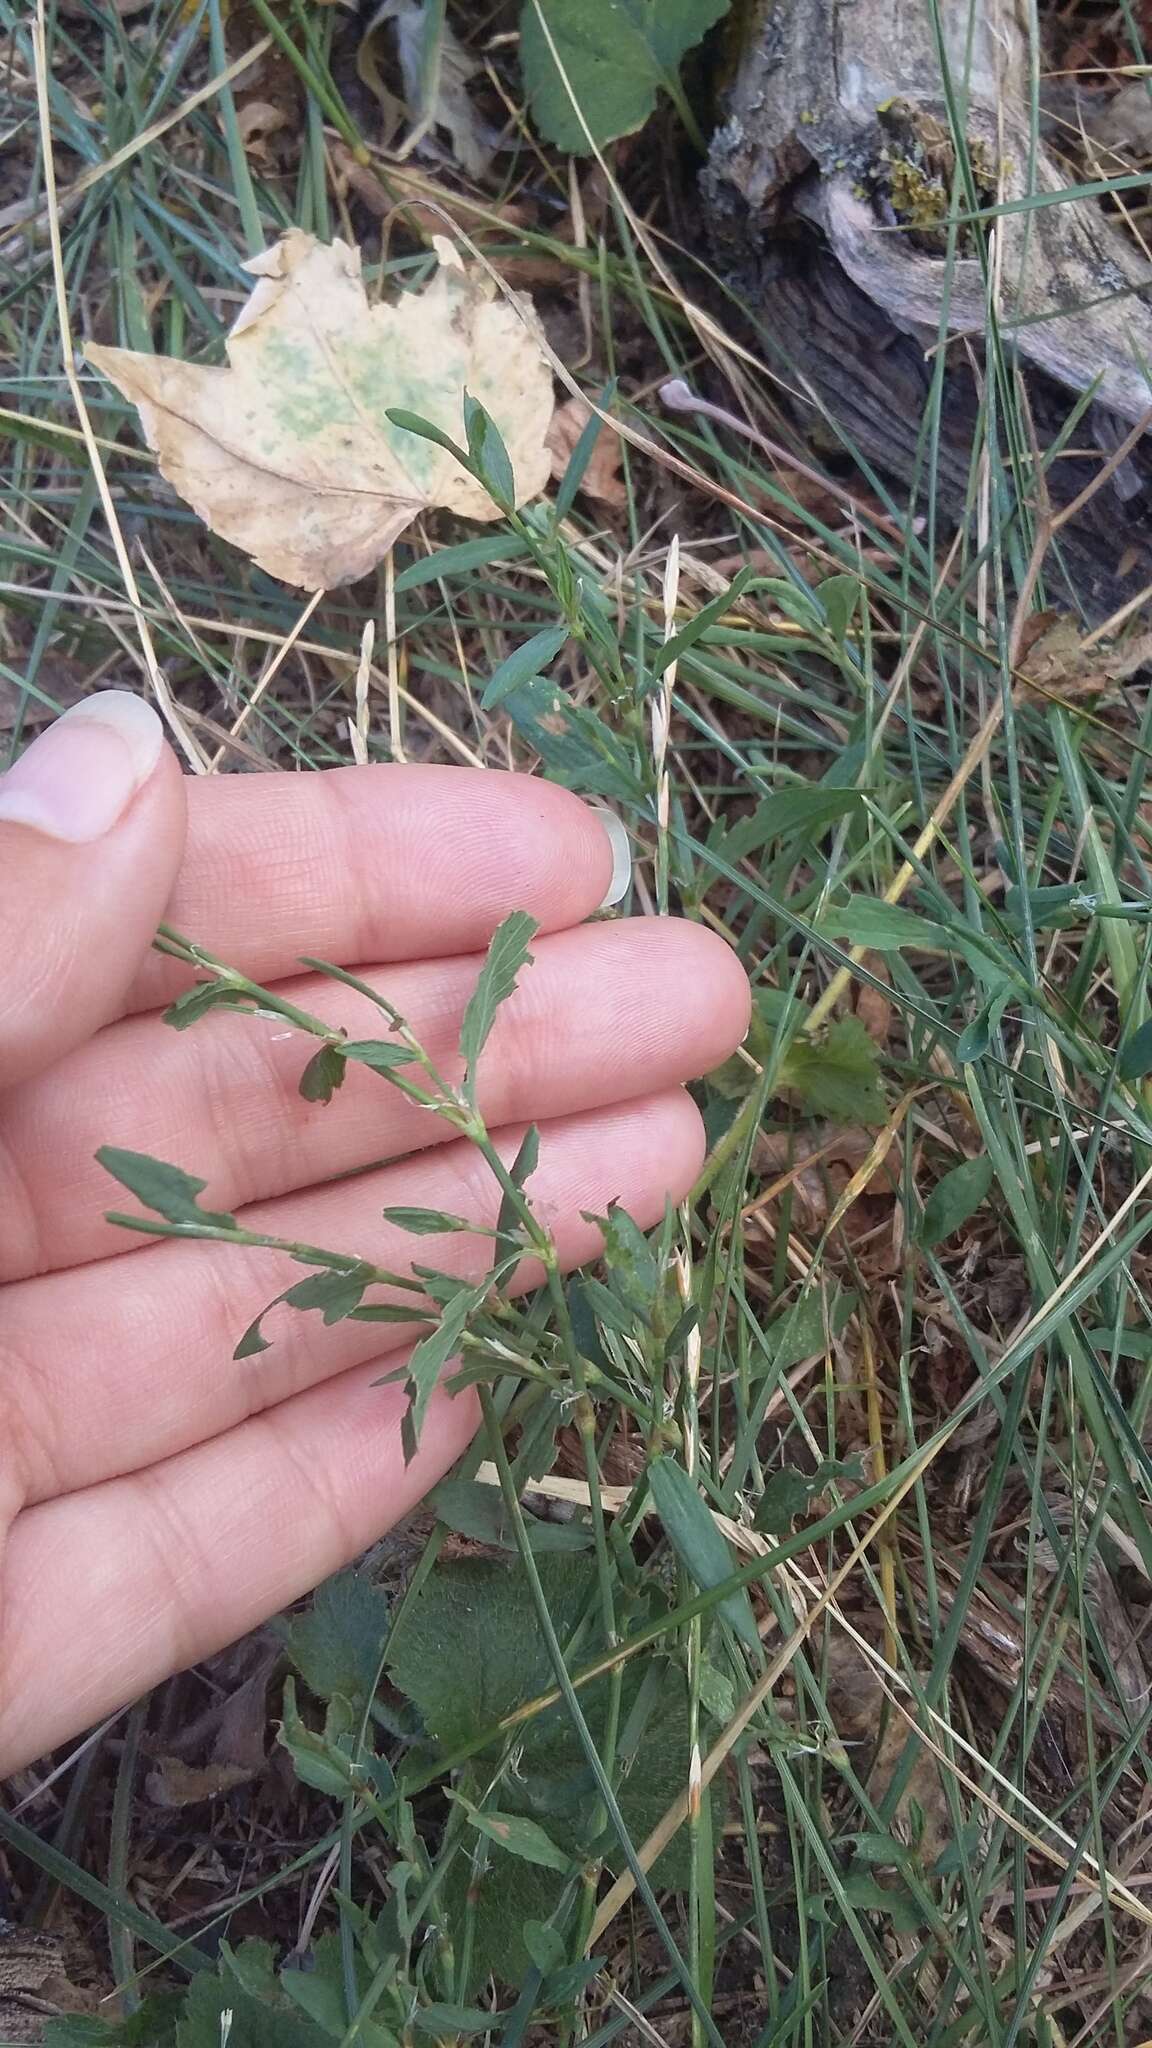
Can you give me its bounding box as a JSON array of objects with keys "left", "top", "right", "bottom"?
[{"left": 0, "top": 691, "right": 187, "bottom": 1086}]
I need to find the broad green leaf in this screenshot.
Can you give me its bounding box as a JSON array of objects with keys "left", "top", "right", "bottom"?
[
  {"left": 777, "top": 1016, "right": 886, "bottom": 1123},
  {"left": 520, "top": 0, "right": 733, "bottom": 153},
  {"left": 755, "top": 1456, "right": 863, "bottom": 1536},
  {"left": 459, "top": 911, "right": 539, "bottom": 1098},
  {"left": 458, "top": 1797, "right": 572, "bottom": 1873},
  {"left": 501, "top": 675, "right": 644, "bottom": 801},
  {"left": 482, "top": 622, "right": 570, "bottom": 710},
  {"left": 647, "top": 1456, "right": 760, "bottom": 1652},
  {"left": 279, "top": 1568, "right": 389, "bottom": 1705},
  {"left": 918, "top": 1155, "right": 994, "bottom": 1246},
  {"left": 96, "top": 1146, "right": 236, "bottom": 1230},
  {"left": 298, "top": 1042, "right": 347, "bottom": 1104},
  {"left": 388, "top": 1556, "right": 722, "bottom": 1985}
]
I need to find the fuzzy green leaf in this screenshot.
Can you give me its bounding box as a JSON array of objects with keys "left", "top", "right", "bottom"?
[
  {"left": 279, "top": 1568, "right": 389, "bottom": 1706},
  {"left": 777, "top": 1016, "right": 887, "bottom": 1123},
  {"left": 520, "top": 0, "right": 732, "bottom": 152}
]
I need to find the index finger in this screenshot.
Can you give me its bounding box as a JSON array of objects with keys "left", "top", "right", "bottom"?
[{"left": 125, "top": 763, "right": 621, "bottom": 1012}]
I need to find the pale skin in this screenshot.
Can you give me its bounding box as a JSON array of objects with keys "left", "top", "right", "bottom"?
[{"left": 0, "top": 694, "right": 750, "bottom": 1774}]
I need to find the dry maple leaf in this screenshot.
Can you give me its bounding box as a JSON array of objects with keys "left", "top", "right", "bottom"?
[{"left": 87, "top": 231, "right": 553, "bottom": 590}]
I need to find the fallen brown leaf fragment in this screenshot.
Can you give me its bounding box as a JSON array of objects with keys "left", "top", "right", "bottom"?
[
  {"left": 546, "top": 395, "right": 627, "bottom": 507},
  {"left": 88, "top": 231, "right": 553, "bottom": 590}
]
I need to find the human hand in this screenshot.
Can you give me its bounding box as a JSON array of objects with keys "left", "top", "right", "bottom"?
[{"left": 0, "top": 693, "right": 748, "bottom": 1772}]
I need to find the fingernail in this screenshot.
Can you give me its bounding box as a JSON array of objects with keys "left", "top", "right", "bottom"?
[
  {"left": 589, "top": 802, "right": 632, "bottom": 909},
  {"left": 0, "top": 691, "right": 164, "bottom": 843}
]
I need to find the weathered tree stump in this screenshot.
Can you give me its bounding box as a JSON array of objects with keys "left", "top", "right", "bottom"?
[{"left": 702, "top": 0, "right": 1152, "bottom": 616}]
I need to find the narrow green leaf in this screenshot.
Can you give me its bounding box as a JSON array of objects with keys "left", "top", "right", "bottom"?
[
  {"left": 412, "top": 2004, "right": 502, "bottom": 2037},
  {"left": 162, "top": 981, "right": 255, "bottom": 1031},
  {"left": 757, "top": 1286, "right": 857, "bottom": 1378},
  {"left": 402, "top": 1284, "right": 483, "bottom": 1458},
  {"left": 463, "top": 391, "right": 515, "bottom": 507},
  {"left": 553, "top": 381, "right": 617, "bottom": 517},
  {"left": 282, "top": 1264, "right": 374, "bottom": 1323},
  {"left": 815, "top": 898, "right": 940, "bottom": 951},
  {"left": 381, "top": 1205, "right": 478, "bottom": 1234},
  {"left": 918, "top": 1155, "right": 994, "bottom": 1246},
  {"left": 386, "top": 405, "right": 469, "bottom": 467},
  {"left": 521, "top": 1920, "right": 567, "bottom": 1974},
  {"left": 1118, "top": 1015, "right": 1152, "bottom": 1080},
  {"left": 482, "top": 622, "right": 570, "bottom": 710},
  {"left": 754, "top": 1456, "right": 863, "bottom": 1535},
  {"left": 458, "top": 1798, "right": 572, "bottom": 1874},
  {"left": 394, "top": 533, "right": 532, "bottom": 590},
  {"left": 459, "top": 911, "right": 539, "bottom": 1098},
  {"left": 653, "top": 565, "right": 756, "bottom": 677},
  {"left": 342, "top": 1039, "right": 417, "bottom": 1074},
  {"left": 647, "top": 1456, "right": 760, "bottom": 1652},
  {"left": 717, "top": 786, "right": 862, "bottom": 863},
  {"left": 277, "top": 1678, "right": 357, "bottom": 1797},
  {"left": 96, "top": 1147, "right": 236, "bottom": 1230},
  {"left": 816, "top": 572, "right": 860, "bottom": 643}
]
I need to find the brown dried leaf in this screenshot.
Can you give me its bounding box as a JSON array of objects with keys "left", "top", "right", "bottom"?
[
  {"left": 1015, "top": 610, "right": 1152, "bottom": 702},
  {"left": 144, "top": 1757, "right": 256, "bottom": 1808},
  {"left": 546, "top": 396, "right": 627, "bottom": 507},
  {"left": 87, "top": 232, "right": 553, "bottom": 590},
  {"left": 235, "top": 99, "right": 290, "bottom": 162}
]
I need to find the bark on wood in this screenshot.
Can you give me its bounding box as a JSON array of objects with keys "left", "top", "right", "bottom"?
[{"left": 702, "top": 0, "right": 1152, "bottom": 616}]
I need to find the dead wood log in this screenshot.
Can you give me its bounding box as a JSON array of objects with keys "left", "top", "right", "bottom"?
[{"left": 702, "top": 0, "right": 1152, "bottom": 617}]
